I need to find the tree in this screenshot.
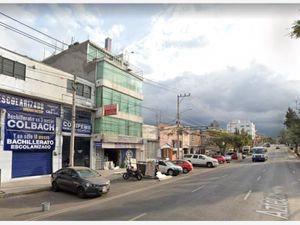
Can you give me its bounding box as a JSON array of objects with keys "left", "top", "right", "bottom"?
[
  {"left": 284, "top": 107, "right": 300, "bottom": 154},
  {"left": 291, "top": 20, "right": 300, "bottom": 38}
]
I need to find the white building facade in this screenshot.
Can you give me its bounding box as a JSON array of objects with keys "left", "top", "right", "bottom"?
[
  {"left": 226, "top": 120, "right": 256, "bottom": 140},
  {"left": 0, "top": 46, "right": 95, "bottom": 183}
]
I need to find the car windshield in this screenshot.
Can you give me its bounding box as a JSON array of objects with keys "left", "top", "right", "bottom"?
[
  {"left": 76, "top": 168, "right": 100, "bottom": 178},
  {"left": 253, "top": 149, "right": 265, "bottom": 154}
]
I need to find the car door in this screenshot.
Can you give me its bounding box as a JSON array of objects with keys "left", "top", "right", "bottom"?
[
  {"left": 67, "top": 169, "right": 81, "bottom": 193},
  {"left": 158, "top": 161, "right": 167, "bottom": 174},
  {"left": 191, "top": 154, "right": 199, "bottom": 165},
  {"left": 198, "top": 155, "right": 206, "bottom": 165},
  {"left": 55, "top": 168, "right": 70, "bottom": 191}
]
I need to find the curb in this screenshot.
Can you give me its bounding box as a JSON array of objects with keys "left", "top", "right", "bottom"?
[{"left": 0, "top": 186, "right": 51, "bottom": 199}]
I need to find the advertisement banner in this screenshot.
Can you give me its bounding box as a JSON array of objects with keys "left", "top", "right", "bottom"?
[
  {"left": 4, "top": 111, "right": 56, "bottom": 151},
  {"left": 103, "top": 104, "right": 117, "bottom": 116},
  {"left": 0, "top": 92, "right": 60, "bottom": 116},
  {"left": 62, "top": 119, "right": 92, "bottom": 135}
]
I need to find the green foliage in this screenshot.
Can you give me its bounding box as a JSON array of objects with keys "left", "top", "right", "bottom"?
[
  {"left": 291, "top": 20, "right": 300, "bottom": 39},
  {"left": 283, "top": 107, "right": 300, "bottom": 152},
  {"left": 207, "top": 129, "right": 252, "bottom": 153}
]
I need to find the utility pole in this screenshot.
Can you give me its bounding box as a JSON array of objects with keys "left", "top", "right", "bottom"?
[
  {"left": 176, "top": 93, "right": 191, "bottom": 159},
  {"left": 69, "top": 74, "right": 77, "bottom": 167}
]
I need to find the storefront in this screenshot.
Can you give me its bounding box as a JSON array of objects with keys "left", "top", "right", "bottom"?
[
  {"left": 61, "top": 107, "right": 92, "bottom": 168},
  {"left": 104, "top": 148, "right": 136, "bottom": 168},
  {"left": 0, "top": 91, "right": 60, "bottom": 178}
]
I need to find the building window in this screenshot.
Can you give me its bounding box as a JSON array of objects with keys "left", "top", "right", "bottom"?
[
  {"left": 83, "top": 85, "right": 91, "bottom": 98},
  {"left": 0, "top": 56, "right": 26, "bottom": 80},
  {"left": 67, "top": 79, "right": 91, "bottom": 99}
]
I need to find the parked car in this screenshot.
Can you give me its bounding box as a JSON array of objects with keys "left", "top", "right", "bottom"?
[
  {"left": 212, "top": 155, "right": 226, "bottom": 164},
  {"left": 227, "top": 152, "right": 237, "bottom": 160},
  {"left": 51, "top": 167, "right": 110, "bottom": 198},
  {"left": 224, "top": 154, "right": 232, "bottom": 163},
  {"left": 252, "top": 147, "right": 268, "bottom": 162},
  {"left": 157, "top": 160, "right": 183, "bottom": 176},
  {"left": 276, "top": 146, "right": 280, "bottom": 149},
  {"left": 171, "top": 159, "right": 193, "bottom": 173},
  {"left": 242, "top": 146, "right": 251, "bottom": 155},
  {"left": 183, "top": 154, "right": 219, "bottom": 168}
]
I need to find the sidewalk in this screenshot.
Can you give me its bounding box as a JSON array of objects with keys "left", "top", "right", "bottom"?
[{"left": 0, "top": 168, "right": 126, "bottom": 199}]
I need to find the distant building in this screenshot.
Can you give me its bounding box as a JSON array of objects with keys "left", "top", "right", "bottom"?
[{"left": 227, "top": 120, "right": 256, "bottom": 139}]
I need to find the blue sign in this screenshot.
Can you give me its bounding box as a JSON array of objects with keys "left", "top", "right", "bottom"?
[
  {"left": 4, "top": 111, "right": 56, "bottom": 151},
  {"left": 62, "top": 119, "right": 92, "bottom": 135},
  {"left": 95, "top": 142, "right": 102, "bottom": 148},
  {"left": 0, "top": 92, "right": 60, "bottom": 116}
]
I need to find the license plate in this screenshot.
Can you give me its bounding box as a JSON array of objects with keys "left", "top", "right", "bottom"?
[{"left": 102, "top": 186, "right": 107, "bottom": 193}]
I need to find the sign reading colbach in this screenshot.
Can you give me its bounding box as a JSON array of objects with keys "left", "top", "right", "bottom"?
[{"left": 4, "top": 111, "right": 56, "bottom": 151}]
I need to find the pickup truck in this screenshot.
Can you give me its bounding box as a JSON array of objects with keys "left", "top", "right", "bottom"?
[{"left": 183, "top": 154, "right": 219, "bottom": 168}]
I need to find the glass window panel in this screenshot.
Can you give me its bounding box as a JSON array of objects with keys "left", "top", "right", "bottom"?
[
  {"left": 3, "top": 58, "right": 14, "bottom": 76},
  {"left": 14, "top": 62, "right": 26, "bottom": 80},
  {"left": 0, "top": 57, "right": 3, "bottom": 74},
  {"left": 76, "top": 83, "right": 84, "bottom": 96},
  {"left": 83, "top": 85, "right": 91, "bottom": 98},
  {"left": 67, "top": 79, "right": 73, "bottom": 93}
]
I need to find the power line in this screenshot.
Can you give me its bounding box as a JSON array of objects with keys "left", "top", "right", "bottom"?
[
  {"left": 0, "top": 11, "right": 68, "bottom": 47},
  {"left": 0, "top": 21, "right": 63, "bottom": 51}
]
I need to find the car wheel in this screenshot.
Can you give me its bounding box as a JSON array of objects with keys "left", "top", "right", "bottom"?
[
  {"left": 252, "top": 159, "right": 255, "bottom": 162},
  {"left": 123, "top": 173, "right": 129, "bottom": 180},
  {"left": 183, "top": 168, "right": 189, "bottom": 174},
  {"left": 167, "top": 169, "right": 174, "bottom": 176},
  {"left": 77, "top": 187, "right": 86, "bottom": 198},
  {"left": 207, "top": 162, "right": 213, "bottom": 168},
  {"left": 136, "top": 174, "right": 143, "bottom": 180},
  {"left": 51, "top": 181, "right": 59, "bottom": 192}
]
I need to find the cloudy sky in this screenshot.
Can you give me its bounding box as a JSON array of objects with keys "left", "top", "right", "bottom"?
[{"left": 1, "top": 4, "right": 300, "bottom": 137}]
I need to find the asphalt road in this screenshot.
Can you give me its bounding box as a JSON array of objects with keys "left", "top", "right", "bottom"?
[{"left": 2, "top": 145, "right": 300, "bottom": 221}]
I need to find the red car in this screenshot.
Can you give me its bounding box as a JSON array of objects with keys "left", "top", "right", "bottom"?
[
  {"left": 212, "top": 155, "right": 226, "bottom": 164},
  {"left": 171, "top": 160, "right": 193, "bottom": 173},
  {"left": 227, "top": 152, "right": 238, "bottom": 160}
]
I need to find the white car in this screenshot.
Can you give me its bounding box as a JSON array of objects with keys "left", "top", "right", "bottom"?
[
  {"left": 157, "top": 160, "right": 183, "bottom": 176},
  {"left": 252, "top": 147, "right": 268, "bottom": 162},
  {"left": 183, "top": 154, "right": 219, "bottom": 168}
]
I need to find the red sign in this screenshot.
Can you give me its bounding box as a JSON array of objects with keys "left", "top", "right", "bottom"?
[{"left": 104, "top": 104, "right": 117, "bottom": 116}]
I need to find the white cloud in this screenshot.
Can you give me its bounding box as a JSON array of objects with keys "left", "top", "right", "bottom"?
[{"left": 131, "top": 5, "right": 300, "bottom": 82}]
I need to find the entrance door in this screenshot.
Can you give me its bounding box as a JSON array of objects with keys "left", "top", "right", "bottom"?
[
  {"left": 62, "top": 136, "right": 90, "bottom": 167},
  {"left": 12, "top": 151, "right": 52, "bottom": 178}
]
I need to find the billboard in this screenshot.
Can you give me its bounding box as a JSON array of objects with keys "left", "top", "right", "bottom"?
[
  {"left": 0, "top": 92, "right": 60, "bottom": 116},
  {"left": 103, "top": 104, "right": 117, "bottom": 116},
  {"left": 4, "top": 111, "right": 56, "bottom": 151}
]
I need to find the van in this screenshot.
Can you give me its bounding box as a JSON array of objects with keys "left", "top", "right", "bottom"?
[{"left": 242, "top": 146, "right": 251, "bottom": 155}]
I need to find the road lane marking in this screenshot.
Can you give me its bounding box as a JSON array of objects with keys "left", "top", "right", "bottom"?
[
  {"left": 192, "top": 185, "right": 205, "bottom": 193},
  {"left": 27, "top": 165, "right": 230, "bottom": 221},
  {"left": 256, "top": 192, "right": 288, "bottom": 220},
  {"left": 129, "top": 213, "right": 147, "bottom": 221},
  {"left": 257, "top": 176, "right": 261, "bottom": 181},
  {"left": 244, "top": 190, "right": 252, "bottom": 200}
]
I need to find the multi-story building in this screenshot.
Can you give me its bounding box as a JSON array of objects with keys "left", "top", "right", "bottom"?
[
  {"left": 227, "top": 120, "right": 256, "bottom": 139},
  {"left": 0, "top": 46, "right": 94, "bottom": 182},
  {"left": 43, "top": 38, "right": 143, "bottom": 169},
  {"left": 159, "top": 124, "right": 195, "bottom": 159}
]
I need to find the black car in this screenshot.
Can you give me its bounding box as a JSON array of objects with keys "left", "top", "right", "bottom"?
[{"left": 51, "top": 167, "right": 110, "bottom": 198}]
